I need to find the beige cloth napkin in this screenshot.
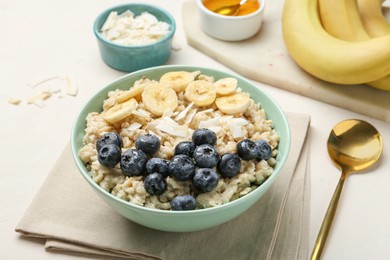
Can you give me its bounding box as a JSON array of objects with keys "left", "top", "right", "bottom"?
[{"left": 15, "top": 112, "right": 310, "bottom": 260}]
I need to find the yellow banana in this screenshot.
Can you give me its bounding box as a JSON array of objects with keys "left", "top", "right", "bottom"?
[
  {"left": 215, "top": 93, "right": 250, "bottom": 115},
  {"left": 184, "top": 80, "right": 217, "bottom": 106},
  {"left": 357, "top": 0, "right": 390, "bottom": 37},
  {"left": 214, "top": 77, "right": 238, "bottom": 96},
  {"left": 102, "top": 98, "right": 138, "bottom": 124},
  {"left": 141, "top": 83, "right": 178, "bottom": 116},
  {"left": 282, "top": 0, "right": 390, "bottom": 85},
  {"left": 319, "top": 0, "right": 369, "bottom": 41},
  {"left": 318, "top": 0, "right": 390, "bottom": 90}
]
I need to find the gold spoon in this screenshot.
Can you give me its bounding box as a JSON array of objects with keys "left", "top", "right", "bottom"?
[
  {"left": 213, "top": 0, "right": 248, "bottom": 16},
  {"left": 311, "top": 119, "right": 383, "bottom": 260}
]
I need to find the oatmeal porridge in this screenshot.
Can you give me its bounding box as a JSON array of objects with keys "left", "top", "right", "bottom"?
[{"left": 79, "top": 70, "right": 280, "bottom": 210}]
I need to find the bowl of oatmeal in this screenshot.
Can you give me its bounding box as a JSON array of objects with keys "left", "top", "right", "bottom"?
[
  {"left": 71, "top": 65, "right": 290, "bottom": 232},
  {"left": 93, "top": 3, "right": 176, "bottom": 72}
]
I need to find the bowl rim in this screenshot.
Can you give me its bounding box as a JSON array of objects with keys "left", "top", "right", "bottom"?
[
  {"left": 71, "top": 64, "right": 291, "bottom": 215},
  {"left": 93, "top": 3, "right": 176, "bottom": 49},
  {"left": 196, "top": 0, "right": 266, "bottom": 20}
]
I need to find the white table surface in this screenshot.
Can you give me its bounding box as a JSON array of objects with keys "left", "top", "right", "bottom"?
[{"left": 1, "top": 0, "right": 389, "bottom": 259}]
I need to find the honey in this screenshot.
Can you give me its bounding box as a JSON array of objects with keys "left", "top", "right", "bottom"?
[{"left": 202, "top": 0, "right": 260, "bottom": 16}]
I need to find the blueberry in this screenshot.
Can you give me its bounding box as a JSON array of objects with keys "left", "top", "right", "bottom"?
[
  {"left": 169, "top": 155, "right": 196, "bottom": 181},
  {"left": 174, "top": 141, "right": 196, "bottom": 157},
  {"left": 237, "top": 139, "right": 260, "bottom": 161},
  {"left": 146, "top": 158, "right": 170, "bottom": 177},
  {"left": 144, "top": 173, "right": 167, "bottom": 196},
  {"left": 97, "top": 144, "right": 121, "bottom": 168},
  {"left": 217, "top": 153, "right": 241, "bottom": 178},
  {"left": 135, "top": 134, "right": 160, "bottom": 155},
  {"left": 255, "top": 139, "right": 272, "bottom": 160},
  {"left": 96, "top": 132, "right": 123, "bottom": 152},
  {"left": 193, "top": 168, "right": 219, "bottom": 193},
  {"left": 193, "top": 144, "right": 219, "bottom": 168},
  {"left": 171, "top": 195, "right": 197, "bottom": 210},
  {"left": 192, "top": 128, "right": 217, "bottom": 146},
  {"left": 120, "top": 149, "right": 147, "bottom": 177}
]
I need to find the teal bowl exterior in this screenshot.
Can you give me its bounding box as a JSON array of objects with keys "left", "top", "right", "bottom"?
[
  {"left": 71, "top": 65, "right": 291, "bottom": 232},
  {"left": 93, "top": 4, "right": 176, "bottom": 72}
]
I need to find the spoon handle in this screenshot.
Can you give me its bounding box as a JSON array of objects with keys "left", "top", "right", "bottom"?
[{"left": 311, "top": 176, "right": 345, "bottom": 260}]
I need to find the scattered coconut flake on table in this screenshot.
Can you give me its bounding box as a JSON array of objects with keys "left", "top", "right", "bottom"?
[
  {"left": 27, "top": 92, "right": 52, "bottom": 108},
  {"left": 28, "top": 76, "right": 60, "bottom": 88},
  {"left": 100, "top": 10, "right": 170, "bottom": 46},
  {"left": 8, "top": 98, "right": 22, "bottom": 105},
  {"left": 64, "top": 74, "right": 78, "bottom": 96},
  {"left": 9, "top": 74, "right": 79, "bottom": 108}
]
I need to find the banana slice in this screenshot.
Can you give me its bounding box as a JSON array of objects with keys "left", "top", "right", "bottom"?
[
  {"left": 215, "top": 77, "right": 237, "bottom": 95},
  {"left": 215, "top": 93, "right": 250, "bottom": 114},
  {"left": 116, "top": 83, "right": 146, "bottom": 103},
  {"left": 102, "top": 98, "right": 138, "bottom": 124},
  {"left": 184, "top": 80, "right": 216, "bottom": 107},
  {"left": 159, "top": 70, "right": 201, "bottom": 92},
  {"left": 142, "top": 83, "right": 178, "bottom": 116}
]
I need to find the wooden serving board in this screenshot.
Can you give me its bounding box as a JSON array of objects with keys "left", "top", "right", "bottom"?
[{"left": 182, "top": 0, "right": 390, "bottom": 122}]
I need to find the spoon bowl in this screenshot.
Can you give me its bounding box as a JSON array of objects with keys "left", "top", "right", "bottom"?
[
  {"left": 214, "top": 0, "right": 248, "bottom": 16},
  {"left": 327, "top": 119, "right": 382, "bottom": 173},
  {"left": 311, "top": 119, "right": 383, "bottom": 260}
]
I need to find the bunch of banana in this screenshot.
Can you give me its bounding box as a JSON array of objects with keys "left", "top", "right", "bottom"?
[
  {"left": 282, "top": 0, "right": 390, "bottom": 91},
  {"left": 358, "top": 0, "right": 390, "bottom": 37}
]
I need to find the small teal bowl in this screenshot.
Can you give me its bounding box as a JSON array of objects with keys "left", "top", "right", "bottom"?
[
  {"left": 71, "top": 65, "right": 291, "bottom": 232},
  {"left": 93, "top": 4, "right": 176, "bottom": 72}
]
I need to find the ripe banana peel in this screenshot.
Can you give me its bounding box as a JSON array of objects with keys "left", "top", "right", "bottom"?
[
  {"left": 318, "top": 0, "right": 390, "bottom": 90},
  {"left": 282, "top": 0, "right": 390, "bottom": 86},
  {"left": 319, "top": 0, "right": 369, "bottom": 41},
  {"left": 358, "top": 0, "right": 390, "bottom": 37}
]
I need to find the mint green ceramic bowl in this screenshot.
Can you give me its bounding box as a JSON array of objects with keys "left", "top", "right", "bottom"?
[
  {"left": 93, "top": 4, "right": 176, "bottom": 72},
  {"left": 71, "top": 65, "right": 290, "bottom": 232}
]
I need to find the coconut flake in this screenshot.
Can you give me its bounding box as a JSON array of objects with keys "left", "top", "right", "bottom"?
[
  {"left": 185, "top": 109, "right": 197, "bottom": 125},
  {"left": 229, "top": 124, "right": 245, "bottom": 139},
  {"left": 148, "top": 130, "right": 161, "bottom": 139},
  {"left": 150, "top": 117, "right": 189, "bottom": 137},
  {"left": 127, "top": 122, "right": 142, "bottom": 131},
  {"left": 208, "top": 126, "right": 222, "bottom": 134},
  {"left": 227, "top": 118, "right": 249, "bottom": 139},
  {"left": 27, "top": 92, "right": 51, "bottom": 108},
  {"left": 175, "top": 102, "right": 194, "bottom": 121},
  {"left": 162, "top": 108, "right": 174, "bottom": 118},
  {"left": 65, "top": 74, "right": 78, "bottom": 96},
  {"left": 229, "top": 118, "right": 249, "bottom": 126},
  {"left": 219, "top": 116, "right": 234, "bottom": 124},
  {"left": 198, "top": 108, "right": 214, "bottom": 114},
  {"left": 132, "top": 109, "right": 150, "bottom": 118},
  {"left": 101, "top": 11, "right": 118, "bottom": 31},
  {"left": 162, "top": 116, "right": 179, "bottom": 125},
  {"left": 8, "top": 98, "right": 21, "bottom": 105},
  {"left": 28, "top": 76, "right": 60, "bottom": 88},
  {"left": 156, "top": 124, "right": 188, "bottom": 137},
  {"left": 198, "top": 116, "right": 221, "bottom": 128},
  {"left": 119, "top": 10, "right": 134, "bottom": 19}
]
